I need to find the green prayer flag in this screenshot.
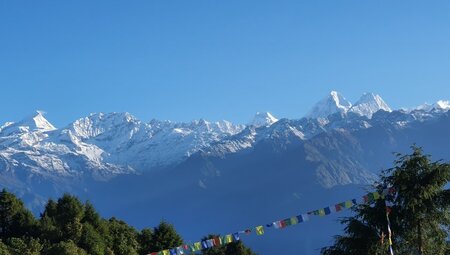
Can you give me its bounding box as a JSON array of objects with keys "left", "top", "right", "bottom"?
[
  {"left": 225, "top": 234, "right": 233, "bottom": 243},
  {"left": 256, "top": 225, "right": 264, "bottom": 235},
  {"left": 373, "top": 191, "right": 380, "bottom": 200},
  {"left": 290, "top": 216, "right": 299, "bottom": 225},
  {"left": 345, "top": 200, "right": 353, "bottom": 208}
]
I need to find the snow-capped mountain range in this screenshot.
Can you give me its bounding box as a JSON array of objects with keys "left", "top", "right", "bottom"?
[
  {"left": 0, "top": 91, "right": 448, "bottom": 183},
  {"left": 306, "top": 91, "right": 392, "bottom": 119},
  {"left": 2, "top": 91, "right": 450, "bottom": 255}
]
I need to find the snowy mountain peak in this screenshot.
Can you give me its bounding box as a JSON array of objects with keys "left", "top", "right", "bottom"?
[
  {"left": 17, "top": 111, "right": 56, "bottom": 131},
  {"left": 415, "top": 100, "right": 450, "bottom": 112},
  {"left": 435, "top": 100, "right": 450, "bottom": 110},
  {"left": 349, "top": 93, "right": 392, "bottom": 118},
  {"left": 306, "top": 91, "right": 352, "bottom": 119},
  {"left": 251, "top": 112, "right": 278, "bottom": 127}
]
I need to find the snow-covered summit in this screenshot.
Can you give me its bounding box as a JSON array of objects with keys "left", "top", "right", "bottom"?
[
  {"left": 250, "top": 112, "right": 278, "bottom": 127},
  {"left": 410, "top": 100, "right": 450, "bottom": 113},
  {"left": 306, "top": 91, "right": 352, "bottom": 119},
  {"left": 0, "top": 111, "right": 56, "bottom": 135},
  {"left": 349, "top": 93, "right": 392, "bottom": 118},
  {"left": 17, "top": 111, "right": 56, "bottom": 131}
]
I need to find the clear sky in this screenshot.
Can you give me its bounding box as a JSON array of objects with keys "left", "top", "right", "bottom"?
[{"left": 1, "top": 1, "right": 450, "bottom": 127}]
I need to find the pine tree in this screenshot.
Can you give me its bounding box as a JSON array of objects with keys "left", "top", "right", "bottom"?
[
  {"left": 322, "top": 146, "right": 450, "bottom": 255},
  {"left": 137, "top": 228, "right": 153, "bottom": 255},
  {"left": 107, "top": 217, "right": 140, "bottom": 255},
  {"left": 383, "top": 146, "right": 450, "bottom": 254},
  {"left": 148, "top": 221, "right": 183, "bottom": 253},
  {"left": 0, "top": 189, "right": 36, "bottom": 239}
]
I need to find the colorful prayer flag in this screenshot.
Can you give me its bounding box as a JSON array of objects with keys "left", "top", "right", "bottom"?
[
  {"left": 344, "top": 200, "right": 353, "bottom": 208},
  {"left": 290, "top": 216, "right": 299, "bottom": 225},
  {"left": 298, "top": 214, "right": 309, "bottom": 222},
  {"left": 373, "top": 191, "right": 380, "bottom": 200},
  {"left": 225, "top": 234, "right": 233, "bottom": 243},
  {"left": 256, "top": 225, "right": 264, "bottom": 235},
  {"left": 318, "top": 208, "right": 325, "bottom": 216},
  {"left": 283, "top": 218, "right": 292, "bottom": 226},
  {"left": 176, "top": 247, "right": 184, "bottom": 255},
  {"left": 363, "top": 195, "right": 369, "bottom": 203},
  {"left": 213, "top": 237, "right": 221, "bottom": 246}
]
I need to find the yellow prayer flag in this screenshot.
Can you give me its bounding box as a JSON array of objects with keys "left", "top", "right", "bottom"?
[
  {"left": 162, "top": 250, "right": 169, "bottom": 255},
  {"left": 373, "top": 192, "right": 380, "bottom": 200},
  {"left": 225, "top": 234, "right": 233, "bottom": 243},
  {"left": 318, "top": 208, "right": 325, "bottom": 216},
  {"left": 255, "top": 226, "right": 264, "bottom": 235},
  {"left": 345, "top": 200, "right": 353, "bottom": 208},
  {"left": 290, "top": 216, "right": 299, "bottom": 225},
  {"left": 194, "top": 242, "right": 201, "bottom": 250}
]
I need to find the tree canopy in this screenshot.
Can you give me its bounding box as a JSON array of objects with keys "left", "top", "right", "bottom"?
[{"left": 0, "top": 190, "right": 255, "bottom": 255}]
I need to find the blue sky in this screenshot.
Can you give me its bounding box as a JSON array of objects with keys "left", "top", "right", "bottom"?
[{"left": 1, "top": 1, "right": 450, "bottom": 127}]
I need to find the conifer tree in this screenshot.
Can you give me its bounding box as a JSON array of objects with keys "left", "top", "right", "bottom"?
[
  {"left": 0, "top": 189, "right": 36, "bottom": 239},
  {"left": 322, "top": 146, "right": 450, "bottom": 255},
  {"left": 148, "top": 221, "right": 183, "bottom": 253}
]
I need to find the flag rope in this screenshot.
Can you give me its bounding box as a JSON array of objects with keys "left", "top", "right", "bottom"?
[{"left": 147, "top": 188, "right": 394, "bottom": 255}]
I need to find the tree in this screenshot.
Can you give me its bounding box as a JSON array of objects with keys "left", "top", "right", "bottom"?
[
  {"left": 0, "top": 240, "right": 10, "bottom": 255},
  {"left": 79, "top": 223, "right": 107, "bottom": 255},
  {"left": 137, "top": 228, "right": 153, "bottom": 255},
  {"left": 46, "top": 240, "right": 87, "bottom": 255},
  {"left": 0, "top": 190, "right": 36, "bottom": 239},
  {"left": 322, "top": 146, "right": 450, "bottom": 255},
  {"left": 148, "top": 221, "right": 183, "bottom": 253},
  {"left": 383, "top": 146, "right": 450, "bottom": 254},
  {"left": 5, "top": 237, "right": 42, "bottom": 255},
  {"left": 107, "top": 217, "right": 140, "bottom": 255}
]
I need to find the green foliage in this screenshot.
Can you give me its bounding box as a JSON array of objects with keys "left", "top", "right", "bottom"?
[
  {"left": 148, "top": 221, "right": 183, "bottom": 253},
  {"left": 322, "top": 146, "right": 450, "bottom": 255},
  {"left": 79, "top": 223, "right": 106, "bottom": 255},
  {"left": 0, "top": 190, "right": 188, "bottom": 255},
  {"left": 107, "top": 217, "right": 139, "bottom": 255},
  {"left": 0, "top": 189, "right": 36, "bottom": 239},
  {"left": 137, "top": 228, "right": 153, "bottom": 255},
  {"left": 46, "top": 240, "right": 87, "bottom": 255},
  {"left": 5, "top": 237, "right": 42, "bottom": 255},
  {"left": 0, "top": 240, "right": 10, "bottom": 255}
]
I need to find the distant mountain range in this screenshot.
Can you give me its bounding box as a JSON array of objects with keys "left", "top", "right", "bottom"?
[{"left": 1, "top": 91, "right": 449, "bottom": 255}]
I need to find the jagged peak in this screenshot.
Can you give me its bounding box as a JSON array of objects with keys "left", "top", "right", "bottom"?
[
  {"left": 414, "top": 100, "right": 450, "bottom": 112},
  {"left": 306, "top": 91, "right": 352, "bottom": 119},
  {"left": 349, "top": 92, "right": 392, "bottom": 118},
  {"left": 16, "top": 110, "right": 56, "bottom": 131},
  {"left": 250, "top": 112, "right": 278, "bottom": 127}
]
